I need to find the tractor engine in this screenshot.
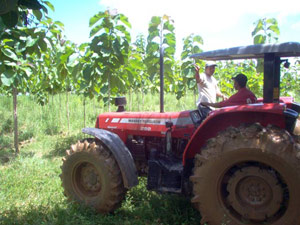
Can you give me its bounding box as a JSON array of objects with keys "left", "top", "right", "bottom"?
[
  {"left": 95, "top": 110, "right": 200, "bottom": 193},
  {"left": 126, "top": 135, "right": 188, "bottom": 192}
]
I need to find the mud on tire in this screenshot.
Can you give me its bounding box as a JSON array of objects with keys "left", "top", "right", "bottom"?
[
  {"left": 190, "top": 123, "right": 300, "bottom": 225},
  {"left": 60, "top": 140, "right": 126, "bottom": 213}
]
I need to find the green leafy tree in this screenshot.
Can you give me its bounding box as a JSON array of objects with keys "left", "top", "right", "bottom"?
[
  {"left": 178, "top": 34, "right": 203, "bottom": 100},
  {"left": 252, "top": 18, "right": 280, "bottom": 73},
  {"left": 145, "top": 15, "right": 176, "bottom": 94},
  {"left": 281, "top": 61, "right": 300, "bottom": 100},
  {"left": 0, "top": 0, "right": 44, "bottom": 28},
  {"left": 215, "top": 60, "right": 262, "bottom": 98},
  {"left": 0, "top": 0, "right": 55, "bottom": 153},
  {"left": 252, "top": 18, "right": 280, "bottom": 44},
  {"left": 123, "top": 34, "right": 149, "bottom": 110},
  {"left": 88, "top": 9, "right": 131, "bottom": 111}
]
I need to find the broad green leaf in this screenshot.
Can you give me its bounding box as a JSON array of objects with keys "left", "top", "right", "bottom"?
[
  {"left": 164, "top": 33, "right": 176, "bottom": 47},
  {"left": 163, "top": 22, "right": 175, "bottom": 32},
  {"left": 193, "top": 35, "right": 203, "bottom": 44},
  {"left": 1, "top": 48, "right": 18, "bottom": 60},
  {"left": 113, "top": 39, "right": 122, "bottom": 57},
  {"left": 90, "top": 37, "right": 101, "bottom": 53},
  {"left": 33, "top": 9, "right": 42, "bottom": 20},
  {"left": 268, "top": 24, "right": 280, "bottom": 35},
  {"left": 150, "top": 16, "right": 161, "bottom": 26},
  {"left": 100, "top": 84, "right": 108, "bottom": 94},
  {"left": 148, "top": 25, "right": 159, "bottom": 33},
  {"left": 38, "top": 38, "right": 48, "bottom": 52},
  {"left": 43, "top": 1, "right": 55, "bottom": 11},
  {"left": 266, "top": 18, "right": 277, "bottom": 25},
  {"left": 54, "top": 21, "right": 64, "bottom": 29},
  {"left": 2, "top": 38, "right": 14, "bottom": 44},
  {"left": 78, "top": 43, "right": 89, "bottom": 51},
  {"left": 90, "top": 24, "right": 103, "bottom": 37},
  {"left": 123, "top": 30, "right": 131, "bottom": 43},
  {"left": 181, "top": 51, "right": 189, "bottom": 61},
  {"left": 50, "top": 28, "right": 61, "bottom": 35},
  {"left": 71, "top": 62, "right": 81, "bottom": 79},
  {"left": 2, "top": 60, "right": 17, "bottom": 66},
  {"left": 251, "top": 19, "right": 263, "bottom": 37},
  {"left": 164, "top": 46, "right": 175, "bottom": 55},
  {"left": 192, "top": 46, "right": 201, "bottom": 54},
  {"left": 115, "top": 25, "right": 126, "bottom": 33},
  {"left": 94, "top": 84, "right": 100, "bottom": 94},
  {"left": 0, "top": 0, "right": 18, "bottom": 15},
  {"left": 18, "top": 0, "right": 42, "bottom": 10},
  {"left": 40, "top": 4, "right": 48, "bottom": 14},
  {"left": 89, "top": 12, "right": 106, "bottom": 27},
  {"left": 1, "top": 10, "right": 18, "bottom": 27},
  {"left": 1, "top": 69, "right": 15, "bottom": 86},
  {"left": 0, "top": 17, "right": 5, "bottom": 31},
  {"left": 254, "top": 34, "right": 265, "bottom": 45},
  {"left": 119, "top": 14, "right": 131, "bottom": 28},
  {"left": 183, "top": 68, "right": 194, "bottom": 78},
  {"left": 147, "top": 30, "right": 159, "bottom": 42},
  {"left": 83, "top": 65, "right": 93, "bottom": 82},
  {"left": 26, "top": 37, "right": 39, "bottom": 48}
]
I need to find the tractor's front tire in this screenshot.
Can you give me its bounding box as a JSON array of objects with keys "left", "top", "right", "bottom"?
[
  {"left": 190, "top": 124, "right": 300, "bottom": 225},
  {"left": 60, "top": 140, "right": 126, "bottom": 213}
]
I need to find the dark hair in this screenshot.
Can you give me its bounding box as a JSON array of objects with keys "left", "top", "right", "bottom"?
[{"left": 232, "top": 73, "right": 247, "bottom": 87}]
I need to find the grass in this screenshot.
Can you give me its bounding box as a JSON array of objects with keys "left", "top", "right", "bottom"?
[{"left": 0, "top": 93, "right": 200, "bottom": 225}]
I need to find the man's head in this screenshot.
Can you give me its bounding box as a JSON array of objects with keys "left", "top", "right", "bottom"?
[
  {"left": 205, "top": 61, "right": 216, "bottom": 76},
  {"left": 232, "top": 73, "right": 247, "bottom": 89}
]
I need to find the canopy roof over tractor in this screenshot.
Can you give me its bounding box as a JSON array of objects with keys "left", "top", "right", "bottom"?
[
  {"left": 190, "top": 42, "right": 300, "bottom": 103},
  {"left": 190, "top": 42, "right": 300, "bottom": 60}
]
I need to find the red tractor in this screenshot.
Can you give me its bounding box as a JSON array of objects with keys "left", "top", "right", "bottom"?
[{"left": 60, "top": 42, "right": 300, "bottom": 225}]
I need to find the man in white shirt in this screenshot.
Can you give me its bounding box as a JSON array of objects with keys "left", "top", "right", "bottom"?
[{"left": 194, "top": 62, "right": 226, "bottom": 107}]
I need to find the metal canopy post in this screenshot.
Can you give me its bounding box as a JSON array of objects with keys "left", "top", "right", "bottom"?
[
  {"left": 160, "top": 47, "right": 164, "bottom": 113},
  {"left": 263, "top": 53, "right": 281, "bottom": 103}
]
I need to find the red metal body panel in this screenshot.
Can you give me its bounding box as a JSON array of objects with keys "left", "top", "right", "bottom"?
[
  {"left": 257, "top": 96, "right": 294, "bottom": 108},
  {"left": 182, "top": 103, "right": 286, "bottom": 165},
  {"left": 95, "top": 111, "right": 196, "bottom": 142},
  {"left": 95, "top": 103, "right": 286, "bottom": 166}
]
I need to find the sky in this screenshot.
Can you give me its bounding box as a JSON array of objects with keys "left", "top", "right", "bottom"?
[{"left": 48, "top": 0, "right": 300, "bottom": 57}]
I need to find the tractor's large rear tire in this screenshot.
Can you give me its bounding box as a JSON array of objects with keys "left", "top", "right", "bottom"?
[
  {"left": 190, "top": 123, "right": 300, "bottom": 225},
  {"left": 60, "top": 140, "right": 126, "bottom": 213}
]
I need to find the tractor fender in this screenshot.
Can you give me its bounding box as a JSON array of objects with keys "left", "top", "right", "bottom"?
[
  {"left": 82, "top": 127, "right": 138, "bottom": 189},
  {"left": 183, "top": 108, "right": 286, "bottom": 165}
]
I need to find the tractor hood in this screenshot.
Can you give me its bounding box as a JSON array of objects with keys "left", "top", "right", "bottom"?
[{"left": 95, "top": 111, "right": 196, "bottom": 142}]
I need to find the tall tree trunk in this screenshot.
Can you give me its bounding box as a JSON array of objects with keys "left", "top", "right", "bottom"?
[
  {"left": 59, "top": 93, "right": 62, "bottom": 126},
  {"left": 108, "top": 74, "right": 111, "bottom": 112},
  {"left": 142, "top": 84, "right": 145, "bottom": 111},
  {"left": 93, "top": 97, "right": 97, "bottom": 116},
  {"left": 13, "top": 87, "right": 19, "bottom": 154},
  {"left": 66, "top": 91, "right": 70, "bottom": 133},
  {"left": 83, "top": 96, "right": 86, "bottom": 128},
  {"left": 137, "top": 91, "right": 140, "bottom": 111},
  {"left": 129, "top": 89, "right": 132, "bottom": 111}
]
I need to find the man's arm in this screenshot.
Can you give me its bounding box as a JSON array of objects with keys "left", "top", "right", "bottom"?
[
  {"left": 201, "top": 101, "right": 221, "bottom": 108},
  {"left": 216, "top": 90, "right": 227, "bottom": 100},
  {"left": 194, "top": 65, "right": 204, "bottom": 85}
]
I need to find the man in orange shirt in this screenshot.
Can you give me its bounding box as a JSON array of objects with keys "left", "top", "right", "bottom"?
[{"left": 201, "top": 73, "right": 257, "bottom": 108}]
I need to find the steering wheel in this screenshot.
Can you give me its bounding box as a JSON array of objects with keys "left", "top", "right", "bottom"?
[{"left": 198, "top": 104, "right": 212, "bottom": 119}]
